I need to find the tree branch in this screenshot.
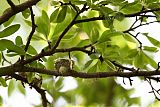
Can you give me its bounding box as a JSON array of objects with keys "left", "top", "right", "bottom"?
[
  {"left": 1, "top": 65, "right": 160, "bottom": 78},
  {"left": 0, "top": 0, "right": 40, "bottom": 25},
  {"left": 74, "top": 8, "right": 160, "bottom": 24},
  {"left": 125, "top": 8, "right": 160, "bottom": 17},
  {"left": 21, "top": 7, "right": 37, "bottom": 60},
  {"left": 51, "top": 3, "right": 88, "bottom": 51},
  {"left": 21, "top": 43, "right": 95, "bottom": 65},
  {"left": 6, "top": 0, "right": 16, "bottom": 9}
]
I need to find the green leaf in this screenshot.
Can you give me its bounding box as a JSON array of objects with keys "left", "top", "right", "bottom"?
[
  {"left": 104, "top": 59, "right": 116, "bottom": 70},
  {"left": 0, "top": 39, "right": 25, "bottom": 55},
  {"left": 143, "top": 46, "right": 158, "bottom": 52},
  {"left": 120, "top": 1, "right": 142, "bottom": 14},
  {"left": 52, "top": 14, "right": 72, "bottom": 37},
  {"left": 97, "top": 61, "right": 108, "bottom": 72},
  {"left": 24, "top": 19, "right": 32, "bottom": 27},
  {"left": 18, "top": 82, "right": 25, "bottom": 95},
  {"left": 102, "top": 16, "right": 113, "bottom": 28},
  {"left": 90, "top": 27, "right": 99, "bottom": 43},
  {"left": 127, "top": 49, "right": 138, "bottom": 58},
  {"left": 36, "top": 10, "right": 50, "bottom": 37},
  {"left": 134, "top": 51, "right": 144, "bottom": 68},
  {"left": 77, "top": 39, "right": 90, "bottom": 47},
  {"left": 0, "top": 24, "right": 20, "bottom": 38},
  {"left": 56, "top": 6, "right": 67, "bottom": 23},
  {"left": 32, "top": 34, "right": 46, "bottom": 41},
  {"left": 148, "top": 3, "right": 160, "bottom": 20},
  {"left": 22, "top": 8, "right": 30, "bottom": 19},
  {"left": 115, "top": 12, "right": 125, "bottom": 21},
  {"left": 98, "top": 30, "right": 111, "bottom": 43},
  {"left": 3, "top": 15, "right": 15, "bottom": 27},
  {"left": 27, "top": 45, "right": 37, "bottom": 55},
  {"left": 123, "top": 34, "right": 137, "bottom": 43},
  {"left": 50, "top": 1, "right": 60, "bottom": 6},
  {"left": 6, "top": 53, "right": 19, "bottom": 57},
  {"left": 99, "top": 30, "right": 122, "bottom": 43},
  {"left": 8, "top": 79, "right": 16, "bottom": 97},
  {"left": 50, "top": 8, "right": 59, "bottom": 23},
  {"left": 15, "top": 36, "right": 23, "bottom": 46},
  {"left": 99, "top": 6, "right": 113, "bottom": 16},
  {"left": 143, "top": 53, "right": 158, "bottom": 69},
  {"left": 0, "top": 52, "right": 1, "bottom": 62},
  {"left": 0, "top": 96, "right": 2, "bottom": 105},
  {"left": 8, "top": 45, "right": 25, "bottom": 55},
  {"left": 88, "top": 64, "right": 97, "bottom": 72},
  {"left": 83, "top": 60, "right": 93, "bottom": 70},
  {"left": 144, "top": 34, "right": 160, "bottom": 47},
  {"left": 0, "top": 77, "right": 7, "bottom": 87},
  {"left": 82, "top": 17, "right": 93, "bottom": 36}
]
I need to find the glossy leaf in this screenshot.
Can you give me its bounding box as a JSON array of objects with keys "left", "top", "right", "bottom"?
[{"left": 0, "top": 24, "right": 20, "bottom": 38}]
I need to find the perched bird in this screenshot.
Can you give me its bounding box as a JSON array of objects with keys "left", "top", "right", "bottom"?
[{"left": 55, "top": 59, "right": 74, "bottom": 74}]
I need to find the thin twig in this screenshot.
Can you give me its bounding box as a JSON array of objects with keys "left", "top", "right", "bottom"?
[
  {"left": 21, "top": 7, "right": 37, "bottom": 60},
  {"left": 21, "top": 42, "right": 96, "bottom": 65},
  {"left": 11, "top": 74, "right": 48, "bottom": 107},
  {"left": 51, "top": 3, "right": 88, "bottom": 51},
  {"left": 6, "top": 0, "right": 16, "bottom": 9},
  {"left": 124, "top": 21, "right": 160, "bottom": 33},
  {"left": 126, "top": 32, "right": 142, "bottom": 48}
]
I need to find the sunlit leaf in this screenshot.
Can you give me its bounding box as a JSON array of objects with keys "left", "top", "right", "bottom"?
[
  {"left": 99, "top": 30, "right": 122, "bottom": 43},
  {"left": 56, "top": 6, "right": 67, "bottom": 23},
  {"left": 36, "top": 10, "right": 50, "bottom": 37},
  {"left": 90, "top": 27, "right": 99, "bottom": 43},
  {"left": 50, "top": 8, "right": 59, "bottom": 23}
]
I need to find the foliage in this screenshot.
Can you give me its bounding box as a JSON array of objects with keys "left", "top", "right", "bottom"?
[{"left": 1, "top": 0, "right": 160, "bottom": 107}]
